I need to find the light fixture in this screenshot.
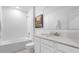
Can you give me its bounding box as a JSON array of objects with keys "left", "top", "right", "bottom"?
[{"left": 16, "top": 6, "right": 20, "bottom": 9}]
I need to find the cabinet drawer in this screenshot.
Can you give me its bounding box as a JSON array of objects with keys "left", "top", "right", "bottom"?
[
  {"left": 55, "top": 49, "right": 64, "bottom": 53},
  {"left": 41, "top": 44, "right": 56, "bottom": 53},
  {"left": 56, "top": 43, "right": 79, "bottom": 53},
  {"left": 41, "top": 39, "right": 55, "bottom": 47}
]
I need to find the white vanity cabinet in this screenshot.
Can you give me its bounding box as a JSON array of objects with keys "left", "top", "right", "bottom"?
[
  {"left": 55, "top": 43, "right": 79, "bottom": 53},
  {"left": 41, "top": 39, "right": 56, "bottom": 53},
  {"left": 41, "top": 44, "right": 56, "bottom": 53},
  {"left": 34, "top": 37, "right": 79, "bottom": 53},
  {"left": 41, "top": 38, "right": 64, "bottom": 53}
]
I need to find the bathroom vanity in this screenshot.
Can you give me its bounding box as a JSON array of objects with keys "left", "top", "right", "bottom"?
[
  {"left": 34, "top": 33, "right": 79, "bottom": 53},
  {"left": 34, "top": 6, "right": 79, "bottom": 53}
]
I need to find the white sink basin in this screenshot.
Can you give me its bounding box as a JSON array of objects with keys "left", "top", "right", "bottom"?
[{"left": 41, "top": 32, "right": 61, "bottom": 37}]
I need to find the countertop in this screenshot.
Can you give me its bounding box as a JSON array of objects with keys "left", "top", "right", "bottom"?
[{"left": 35, "top": 34, "right": 79, "bottom": 49}]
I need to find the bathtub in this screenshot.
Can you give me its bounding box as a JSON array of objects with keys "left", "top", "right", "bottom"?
[{"left": 0, "top": 37, "right": 32, "bottom": 53}]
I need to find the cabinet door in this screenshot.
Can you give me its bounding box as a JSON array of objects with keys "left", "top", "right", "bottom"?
[
  {"left": 41, "top": 44, "right": 56, "bottom": 53},
  {"left": 55, "top": 49, "right": 64, "bottom": 53},
  {"left": 34, "top": 37, "right": 41, "bottom": 53},
  {"left": 41, "top": 39, "right": 57, "bottom": 53},
  {"left": 56, "top": 43, "right": 79, "bottom": 53},
  {"left": 41, "top": 39, "right": 55, "bottom": 47}
]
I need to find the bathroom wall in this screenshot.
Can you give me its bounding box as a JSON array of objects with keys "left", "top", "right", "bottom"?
[
  {"left": 44, "top": 7, "right": 69, "bottom": 30},
  {"left": 35, "top": 6, "right": 69, "bottom": 34},
  {"left": 2, "top": 7, "right": 28, "bottom": 40},
  {"left": 27, "top": 7, "right": 34, "bottom": 39},
  {"left": 35, "top": 6, "right": 79, "bottom": 34},
  {"left": 35, "top": 6, "right": 69, "bottom": 30},
  {"left": 0, "top": 7, "right": 1, "bottom": 31},
  {"left": 0, "top": 7, "right": 2, "bottom": 38},
  {"left": 68, "top": 7, "right": 79, "bottom": 30}
]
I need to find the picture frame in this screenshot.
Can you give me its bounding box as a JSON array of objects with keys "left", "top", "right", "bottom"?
[{"left": 35, "top": 14, "right": 43, "bottom": 28}]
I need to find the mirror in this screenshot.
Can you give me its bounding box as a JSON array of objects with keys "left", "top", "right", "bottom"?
[{"left": 35, "top": 6, "right": 79, "bottom": 30}]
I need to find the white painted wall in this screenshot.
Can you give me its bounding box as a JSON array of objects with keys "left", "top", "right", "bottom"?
[
  {"left": 35, "top": 6, "right": 69, "bottom": 30},
  {"left": 0, "top": 7, "right": 2, "bottom": 38},
  {"left": 2, "top": 7, "right": 28, "bottom": 40},
  {"left": 0, "top": 7, "right": 1, "bottom": 33},
  {"left": 68, "top": 8, "right": 79, "bottom": 30},
  {"left": 27, "top": 7, "right": 34, "bottom": 40},
  {"left": 35, "top": 6, "right": 79, "bottom": 34},
  {"left": 35, "top": 6, "right": 69, "bottom": 34}
]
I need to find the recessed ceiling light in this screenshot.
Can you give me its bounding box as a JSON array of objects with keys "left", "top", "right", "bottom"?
[{"left": 16, "top": 7, "right": 19, "bottom": 9}]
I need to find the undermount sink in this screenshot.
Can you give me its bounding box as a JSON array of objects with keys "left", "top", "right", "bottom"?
[{"left": 41, "top": 32, "right": 61, "bottom": 37}]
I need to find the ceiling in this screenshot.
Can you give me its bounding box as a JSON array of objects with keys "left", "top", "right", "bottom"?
[{"left": 2, "top": 6, "right": 33, "bottom": 13}]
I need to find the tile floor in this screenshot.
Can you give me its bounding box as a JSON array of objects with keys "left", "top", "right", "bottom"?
[{"left": 16, "top": 48, "right": 34, "bottom": 53}]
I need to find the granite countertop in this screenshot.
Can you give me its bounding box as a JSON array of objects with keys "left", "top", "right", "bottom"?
[{"left": 35, "top": 34, "right": 79, "bottom": 49}]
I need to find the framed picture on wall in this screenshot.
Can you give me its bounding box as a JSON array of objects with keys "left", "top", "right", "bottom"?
[{"left": 35, "top": 14, "right": 43, "bottom": 28}]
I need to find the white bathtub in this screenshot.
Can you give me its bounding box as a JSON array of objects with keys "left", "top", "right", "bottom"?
[{"left": 0, "top": 37, "right": 32, "bottom": 53}]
